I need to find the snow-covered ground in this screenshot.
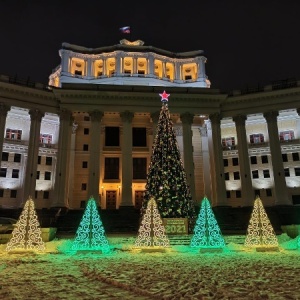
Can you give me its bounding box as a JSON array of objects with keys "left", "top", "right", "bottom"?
[{"left": 0, "top": 234, "right": 299, "bottom": 300}]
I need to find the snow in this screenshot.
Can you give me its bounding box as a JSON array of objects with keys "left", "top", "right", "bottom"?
[{"left": 0, "top": 234, "right": 299, "bottom": 300}]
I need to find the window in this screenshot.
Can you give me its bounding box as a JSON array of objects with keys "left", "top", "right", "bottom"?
[
  {"left": 133, "top": 158, "right": 147, "bottom": 179},
  {"left": 249, "top": 133, "right": 264, "bottom": 144},
  {"left": 104, "top": 158, "right": 119, "bottom": 179},
  {"left": 295, "top": 168, "right": 300, "bottom": 176},
  {"left": 132, "top": 128, "right": 147, "bottom": 147},
  {"left": 226, "top": 191, "right": 231, "bottom": 198},
  {"left": 284, "top": 168, "right": 290, "bottom": 177},
  {"left": 233, "top": 171, "right": 240, "bottom": 180},
  {"left": 261, "top": 155, "right": 268, "bottom": 164},
  {"left": 12, "top": 169, "right": 19, "bottom": 178},
  {"left": 252, "top": 170, "right": 259, "bottom": 179},
  {"left": 221, "top": 137, "right": 235, "bottom": 148},
  {"left": 232, "top": 157, "right": 239, "bottom": 166},
  {"left": 36, "top": 171, "right": 40, "bottom": 180},
  {"left": 223, "top": 159, "right": 228, "bottom": 167},
  {"left": 5, "top": 129, "right": 22, "bottom": 140},
  {"left": 40, "top": 134, "right": 52, "bottom": 144},
  {"left": 250, "top": 156, "right": 257, "bottom": 164},
  {"left": 83, "top": 144, "right": 89, "bottom": 151},
  {"left": 105, "top": 127, "right": 120, "bottom": 146},
  {"left": 0, "top": 189, "right": 3, "bottom": 197},
  {"left": 45, "top": 171, "right": 51, "bottom": 180},
  {"left": 43, "top": 191, "right": 49, "bottom": 199},
  {"left": 81, "top": 183, "right": 87, "bottom": 191},
  {"left": 80, "top": 201, "right": 86, "bottom": 208},
  {"left": 266, "top": 189, "right": 272, "bottom": 197},
  {"left": 279, "top": 130, "right": 294, "bottom": 141},
  {"left": 2, "top": 152, "right": 9, "bottom": 161},
  {"left": 10, "top": 190, "right": 17, "bottom": 198},
  {"left": 38, "top": 156, "right": 41, "bottom": 164},
  {"left": 282, "top": 154, "right": 288, "bottom": 162},
  {"left": 263, "top": 169, "right": 270, "bottom": 178},
  {"left": 84, "top": 116, "right": 90, "bottom": 121},
  {"left": 254, "top": 189, "right": 260, "bottom": 197},
  {"left": 224, "top": 172, "right": 230, "bottom": 180},
  {"left": 82, "top": 161, "right": 88, "bottom": 168},
  {"left": 35, "top": 191, "right": 38, "bottom": 198},
  {"left": 236, "top": 190, "right": 242, "bottom": 198},
  {"left": 46, "top": 157, "right": 52, "bottom": 166},
  {"left": 84, "top": 128, "right": 89, "bottom": 135},
  {"left": 0, "top": 168, "right": 7, "bottom": 177},
  {"left": 292, "top": 152, "right": 299, "bottom": 161},
  {"left": 14, "top": 153, "right": 21, "bottom": 163}
]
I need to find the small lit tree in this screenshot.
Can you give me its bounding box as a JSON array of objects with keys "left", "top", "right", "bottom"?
[
  {"left": 244, "top": 196, "right": 278, "bottom": 248},
  {"left": 72, "top": 197, "right": 110, "bottom": 253},
  {"left": 190, "top": 196, "right": 225, "bottom": 249},
  {"left": 6, "top": 197, "right": 45, "bottom": 252},
  {"left": 135, "top": 198, "right": 170, "bottom": 248}
]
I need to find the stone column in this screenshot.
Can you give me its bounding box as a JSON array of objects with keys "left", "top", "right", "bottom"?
[
  {"left": 180, "top": 112, "right": 196, "bottom": 200},
  {"left": 120, "top": 111, "right": 134, "bottom": 206},
  {"left": 209, "top": 113, "right": 227, "bottom": 206},
  {"left": 23, "top": 109, "right": 44, "bottom": 200},
  {"left": 103, "top": 58, "right": 107, "bottom": 76},
  {"left": 52, "top": 109, "right": 73, "bottom": 207},
  {"left": 197, "top": 57, "right": 206, "bottom": 80},
  {"left": 116, "top": 52, "right": 121, "bottom": 76},
  {"left": 151, "top": 111, "right": 160, "bottom": 142},
  {"left": 232, "top": 115, "right": 253, "bottom": 206},
  {"left": 148, "top": 54, "right": 154, "bottom": 75},
  {"left": 175, "top": 63, "right": 181, "bottom": 80},
  {"left": 88, "top": 110, "right": 104, "bottom": 203},
  {"left": 264, "top": 111, "right": 291, "bottom": 205},
  {"left": 60, "top": 50, "right": 70, "bottom": 75},
  {"left": 0, "top": 104, "right": 10, "bottom": 161},
  {"left": 133, "top": 57, "right": 137, "bottom": 74}
]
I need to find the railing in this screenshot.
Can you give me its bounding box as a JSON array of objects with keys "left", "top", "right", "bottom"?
[{"left": 271, "top": 78, "right": 298, "bottom": 90}]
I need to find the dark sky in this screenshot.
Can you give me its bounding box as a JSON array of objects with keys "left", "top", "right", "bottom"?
[{"left": 0, "top": 0, "right": 299, "bottom": 92}]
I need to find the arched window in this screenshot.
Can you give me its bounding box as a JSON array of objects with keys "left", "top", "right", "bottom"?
[
  {"left": 106, "top": 58, "right": 116, "bottom": 77},
  {"left": 94, "top": 59, "right": 104, "bottom": 77},
  {"left": 154, "top": 59, "right": 163, "bottom": 78},
  {"left": 137, "top": 58, "right": 147, "bottom": 75},
  {"left": 182, "top": 63, "right": 197, "bottom": 80},
  {"left": 165, "top": 62, "right": 174, "bottom": 81}
]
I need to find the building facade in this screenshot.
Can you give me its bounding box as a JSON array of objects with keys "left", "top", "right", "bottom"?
[{"left": 1, "top": 40, "right": 300, "bottom": 213}]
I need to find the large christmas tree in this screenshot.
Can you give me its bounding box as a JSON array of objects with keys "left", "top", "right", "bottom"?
[{"left": 142, "top": 91, "right": 196, "bottom": 220}]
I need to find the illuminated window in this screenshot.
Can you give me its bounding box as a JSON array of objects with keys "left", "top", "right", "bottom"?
[
  {"left": 182, "top": 63, "right": 197, "bottom": 81},
  {"left": 137, "top": 58, "right": 147, "bottom": 75},
  {"left": 233, "top": 171, "right": 240, "bottom": 180},
  {"left": 279, "top": 130, "right": 294, "bottom": 141},
  {"left": 70, "top": 58, "right": 85, "bottom": 76},
  {"left": 40, "top": 134, "right": 52, "bottom": 144},
  {"left": 165, "top": 62, "right": 174, "bottom": 80},
  {"left": 105, "top": 127, "right": 119, "bottom": 146},
  {"left": 263, "top": 169, "right": 270, "bottom": 178},
  {"left": 154, "top": 60, "right": 163, "bottom": 77},
  {"left": 2, "top": 152, "right": 9, "bottom": 161},
  {"left": 14, "top": 153, "right": 21, "bottom": 163},
  {"left": 0, "top": 168, "right": 7, "bottom": 177},
  {"left": 10, "top": 190, "right": 17, "bottom": 198},
  {"left": 133, "top": 158, "right": 147, "bottom": 179},
  {"left": 94, "top": 59, "right": 104, "bottom": 77},
  {"left": 252, "top": 170, "right": 259, "bottom": 179},
  {"left": 221, "top": 137, "right": 235, "bottom": 148},
  {"left": 106, "top": 58, "right": 116, "bottom": 77},
  {"left": 104, "top": 158, "right": 119, "bottom": 179},
  {"left": 123, "top": 57, "right": 133, "bottom": 75},
  {"left": 45, "top": 171, "right": 51, "bottom": 180},
  {"left": 249, "top": 133, "right": 264, "bottom": 144},
  {"left": 5, "top": 129, "right": 22, "bottom": 140},
  {"left": 12, "top": 169, "right": 19, "bottom": 179}
]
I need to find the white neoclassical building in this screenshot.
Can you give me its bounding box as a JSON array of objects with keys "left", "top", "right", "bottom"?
[{"left": 1, "top": 40, "right": 300, "bottom": 224}]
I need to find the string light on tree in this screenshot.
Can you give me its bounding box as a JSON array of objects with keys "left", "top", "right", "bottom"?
[
  {"left": 135, "top": 198, "right": 170, "bottom": 249},
  {"left": 72, "top": 197, "right": 110, "bottom": 253},
  {"left": 244, "top": 196, "right": 279, "bottom": 250},
  {"left": 190, "top": 196, "right": 225, "bottom": 250},
  {"left": 6, "top": 197, "right": 45, "bottom": 252}
]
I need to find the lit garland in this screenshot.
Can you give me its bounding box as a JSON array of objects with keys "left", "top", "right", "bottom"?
[
  {"left": 190, "top": 196, "right": 225, "bottom": 249},
  {"left": 71, "top": 197, "right": 110, "bottom": 253},
  {"left": 135, "top": 198, "right": 170, "bottom": 248},
  {"left": 244, "top": 196, "right": 278, "bottom": 248},
  {"left": 6, "top": 197, "right": 45, "bottom": 252}
]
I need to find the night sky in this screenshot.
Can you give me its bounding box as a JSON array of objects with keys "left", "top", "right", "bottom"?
[{"left": 0, "top": 1, "right": 299, "bottom": 92}]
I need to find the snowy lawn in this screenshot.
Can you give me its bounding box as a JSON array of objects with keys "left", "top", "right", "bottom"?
[{"left": 0, "top": 234, "right": 299, "bottom": 300}]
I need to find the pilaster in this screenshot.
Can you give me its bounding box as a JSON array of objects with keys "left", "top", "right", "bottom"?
[{"left": 0, "top": 103, "right": 10, "bottom": 162}]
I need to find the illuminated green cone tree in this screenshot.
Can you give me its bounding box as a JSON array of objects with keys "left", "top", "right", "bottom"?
[
  {"left": 6, "top": 197, "right": 45, "bottom": 252},
  {"left": 142, "top": 91, "right": 196, "bottom": 221},
  {"left": 135, "top": 198, "right": 170, "bottom": 248},
  {"left": 244, "top": 196, "right": 278, "bottom": 248},
  {"left": 72, "top": 197, "right": 110, "bottom": 253},
  {"left": 190, "top": 196, "right": 225, "bottom": 248}
]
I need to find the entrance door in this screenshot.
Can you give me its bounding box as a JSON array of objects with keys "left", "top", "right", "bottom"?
[
  {"left": 135, "top": 191, "right": 144, "bottom": 209},
  {"left": 106, "top": 190, "right": 117, "bottom": 209}
]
